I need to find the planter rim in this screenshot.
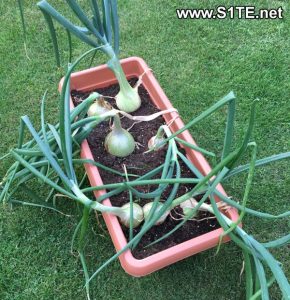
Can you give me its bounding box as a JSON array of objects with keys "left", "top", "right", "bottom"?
[{"left": 59, "top": 56, "right": 239, "bottom": 277}]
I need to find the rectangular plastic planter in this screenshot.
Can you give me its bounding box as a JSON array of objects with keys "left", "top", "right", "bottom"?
[{"left": 59, "top": 57, "right": 239, "bottom": 277}]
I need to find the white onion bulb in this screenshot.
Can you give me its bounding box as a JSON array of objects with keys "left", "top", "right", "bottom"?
[
  {"left": 148, "top": 135, "right": 165, "bottom": 151},
  {"left": 180, "top": 199, "right": 196, "bottom": 218},
  {"left": 119, "top": 202, "right": 144, "bottom": 228},
  {"left": 143, "top": 202, "right": 169, "bottom": 225},
  {"left": 180, "top": 198, "right": 210, "bottom": 218},
  {"left": 116, "top": 86, "right": 141, "bottom": 113},
  {"left": 104, "top": 115, "right": 135, "bottom": 157},
  {"left": 87, "top": 98, "right": 112, "bottom": 117}
]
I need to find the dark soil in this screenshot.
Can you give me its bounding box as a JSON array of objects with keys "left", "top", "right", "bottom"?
[{"left": 71, "top": 78, "right": 220, "bottom": 259}]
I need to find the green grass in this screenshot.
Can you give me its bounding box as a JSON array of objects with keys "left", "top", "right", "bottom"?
[{"left": 0, "top": 0, "right": 289, "bottom": 299}]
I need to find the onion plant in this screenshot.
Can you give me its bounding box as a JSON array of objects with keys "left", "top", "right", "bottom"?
[
  {"left": 1, "top": 49, "right": 290, "bottom": 299},
  {"left": 34, "top": 0, "right": 142, "bottom": 113}
]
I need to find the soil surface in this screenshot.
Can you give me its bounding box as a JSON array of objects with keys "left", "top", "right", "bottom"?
[{"left": 72, "top": 78, "right": 220, "bottom": 259}]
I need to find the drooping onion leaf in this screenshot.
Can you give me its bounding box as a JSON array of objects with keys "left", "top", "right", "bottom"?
[
  {"left": 224, "top": 151, "right": 290, "bottom": 179},
  {"left": 101, "top": 0, "right": 112, "bottom": 44},
  {"left": 90, "top": 0, "right": 104, "bottom": 36},
  {"left": 17, "top": 0, "right": 27, "bottom": 41},
  {"left": 65, "top": 0, "right": 105, "bottom": 42},
  {"left": 66, "top": 29, "right": 72, "bottom": 62},
  {"left": 39, "top": 8, "right": 61, "bottom": 66},
  {"left": 37, "top": 1, "right": 99, "bottom": 48},
  {"left": 222, "top": 97, "right": 236, "bottom": 159},
  {"left": 109, "top": 0, "right": 119, "bottom": 54}
]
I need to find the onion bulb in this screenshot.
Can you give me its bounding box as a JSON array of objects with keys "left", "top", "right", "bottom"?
[
  {"left": 180, "top": 199, "right": 198, "bottom": 218},
  {"left": 87, "top": 98, "right": 112, "bottom": 117},
  {"left": 104, "top": 114, "right": 135, "bottom": 157},
  {"left": 107, "top": 55, "right": 141, "bottom": 113},
  {"left": 143, "top": 202, "right": 169, "bottom": 225},
  {"left": 180, "top": 198, "right": 212, "bottom": 218},
  {"left": 148, "top": 135, "right": 165, "bottom": 151},
  {"left": 148, "top": 126, "right": 166, "bottom": 151},
  {"left": 116, "top": 86, "right": 141, "bottom": 113},
  {"left": 118, "top": 202, "right": 144, "bottom": 228}
]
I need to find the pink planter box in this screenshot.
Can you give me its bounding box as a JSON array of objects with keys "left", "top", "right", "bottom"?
[{"left": 59, "top": 57, "right": 239, "bottom": 277}]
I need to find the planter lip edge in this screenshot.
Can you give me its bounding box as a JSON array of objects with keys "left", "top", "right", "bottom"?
[
  {"left": 58, "top": 56, "right": 149, "bottom": 92},
  {"left": 61, "top": 55, "right": 240, "bottom": 276}
]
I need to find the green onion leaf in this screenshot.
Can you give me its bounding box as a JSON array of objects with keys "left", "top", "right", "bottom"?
[{"left": 39, "top": 7, "right": 60, "bottom": 66}]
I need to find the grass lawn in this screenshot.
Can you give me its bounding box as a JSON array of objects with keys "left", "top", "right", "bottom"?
[{"left": 0, "top": 0, "right": 289, "bottom": 299}]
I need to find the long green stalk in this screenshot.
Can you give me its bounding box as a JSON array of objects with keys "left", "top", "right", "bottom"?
[
  {"left": 38, "top": 0, "right": 141, "bottom": 113},
  {"left": 81, "top": 177, "right": 200, "bottom": 193},
  {"left": 78, "top": 206, "right": 91, "bottom": 251}
]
